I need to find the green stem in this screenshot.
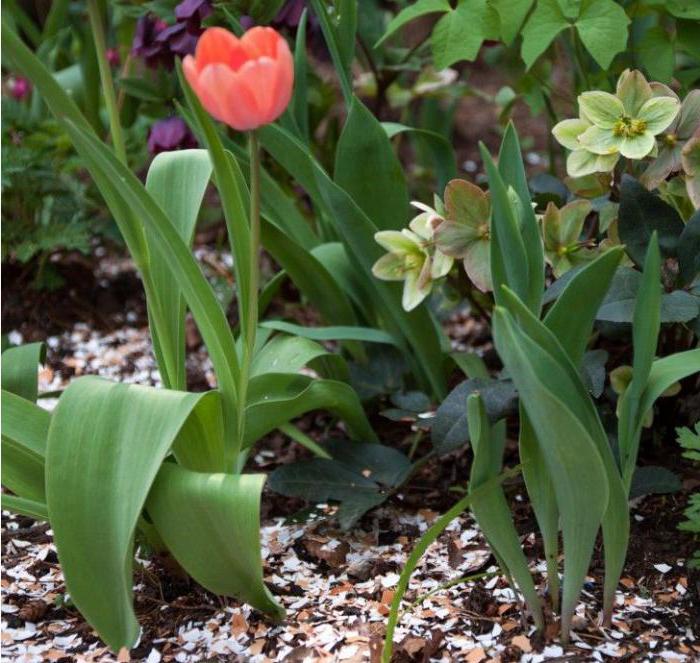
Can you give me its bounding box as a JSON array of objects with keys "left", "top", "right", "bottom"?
[
  {"left": 87, "top": 0, "right": 126, "bottom": 164},
  {"left": 234, "top": 131, "right": 261, "bottom": 469},
  {"left": 278, "top": 423, "right": 332, "bottom": 459}
]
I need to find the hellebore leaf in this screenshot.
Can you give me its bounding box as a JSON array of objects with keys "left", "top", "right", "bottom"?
[
  {"left": 431, "top": 378, "right": 518, "bottom": 456},
  {"left": 618, "top": 177, "right": 685, "bottom": 266},
  {"left": 630, "top": 466, "right": 681, "bottom": 499}
]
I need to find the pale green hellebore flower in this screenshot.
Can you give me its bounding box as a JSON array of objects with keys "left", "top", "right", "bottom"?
[
  {"left": 541, "top": 199, "right": 598, "bottom": 277},
  {"left": 434, "top": 179, "right": 493, "bottom": 292},
  {"left": 552, "top": 69, "right": 681, "bottom": 177},
  {"left": 372, "top": 202, "right": 453, "bottom": 311}
]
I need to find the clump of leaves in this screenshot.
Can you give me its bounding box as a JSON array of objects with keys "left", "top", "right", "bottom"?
[
  {"left": 1, "top": 98, "right": 103, "bottom": 287},
  {"left": 677, "top": 424, "right": 700, "bottom": 568}
]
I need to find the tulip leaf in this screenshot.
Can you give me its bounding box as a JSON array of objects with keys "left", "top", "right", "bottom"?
[
  {"left": 244, "top": 373, "right": 377, "bottom": 447},
  {"left": 1, "top": 342, "right": 45, "bottom": 402},
  {"left": 493, "top": 304, "right": 611, "bottom": 639},
  {"left": 145, "top": 149, "right": 213, "bottom": 390},
  {"left": 1, "top": 390, "right": 50, "bottom": 502},
  {"left": 45, "top": 377, "right": 244, "bottom": 651},
  {"left": 146, "top": 463, "right": 284, "bottom": 619},
  {"left": 335, "top": 97, "right": 409, "bottom": 231},
  {"left": 467, "top": 393, "right": 544, "bottom": 628},
  {"left": 260, "top": 320, "right": 396, "bottom": 345}
]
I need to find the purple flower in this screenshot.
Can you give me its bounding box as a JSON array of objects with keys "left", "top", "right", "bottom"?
[
  {"left": 7, "top": 76, "right": 31, "bottom": 101},
  {"left": 156, "top": 22, "right": 198, "bottom": 59},
  {"left": 132, "top": 16, "right": 172, "bottom": 69},
  {"left": 148, "top": 117, "right": 197, "bottom": 155},
  {"left": 175, "top": 0, "right": 212, "bottom": 32}
]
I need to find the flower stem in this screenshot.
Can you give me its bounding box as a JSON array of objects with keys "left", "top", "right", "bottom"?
[
  {"left": 234, "top": 131, "right": 261, "bottom": 469},
  {"left": 86, "top": 0, "right": 126, "bottom": 164}
]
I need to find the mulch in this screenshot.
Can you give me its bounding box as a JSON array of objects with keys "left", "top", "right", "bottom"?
[{"left": 2, "top": 248, "right": 699, "bottom": 662}]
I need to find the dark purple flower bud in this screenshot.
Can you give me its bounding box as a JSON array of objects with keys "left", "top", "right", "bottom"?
[
  {"left": 148, "top": 117, "right": 197, "bottom": 155},
  {"left": 106, "top": 48, "right": 121, "bottom": 67},
  {"left": 175, "top": 0, "right": 213, "bottom": 32},
  {"left": 8, "top": 76, "right": 31, "bottom": 100},
  {"left": 132, "top": 16, "right": 173, "bottom": 69}
]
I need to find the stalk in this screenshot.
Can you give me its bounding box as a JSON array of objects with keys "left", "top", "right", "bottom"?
[
  {"left": 233, "top": 131, "right": 262, "bottom": 469},
  {"left": 87, "top": 0, "right": 126, "bottom": 164}
]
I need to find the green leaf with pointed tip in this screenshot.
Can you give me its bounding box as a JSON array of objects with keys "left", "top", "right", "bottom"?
[
  {"left": 493, "top": 306, "right": 610, "bottom": 640},
  {"left": 335, "top": 97, "right": 409, "bottom": 231},
  {"left": 244, "top": 373, "right": 377, "bottom": 447},
  {"left": 1, "top": 342, "right": 45, "bottom": 402},
  {"left": 618, "top": 235, "right": 661, "bottom": 486},
  {"left": 1, "top": 495, "right": 49, "bottom": 520},
  {"left": 374, "top": 0, "right": 450, "bottom": 47},
  {"left": 1, "top": 390, "right": 50, "bottom": 501},
  {"left": 480, "top": 143, "right": 530, "bottom": 309},
  {"left": 545, "top": 247, "right": 624, "bottom": 363},
  {"left": 498, "top": 123, "right": 544, "bottom": 314},
  {"left": 467, "top": 393, "right": 544, "bottom": 628},
  {"left": 145, "top": 150, "right": 213, "bottom": 390},
  {"left": 146, "top": 463, "right": 284, "bottom": 620}
]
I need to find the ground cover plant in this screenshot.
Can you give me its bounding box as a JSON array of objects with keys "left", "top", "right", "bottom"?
[{"left": 2, "top": 1, "right": 699, "bottom": 661}]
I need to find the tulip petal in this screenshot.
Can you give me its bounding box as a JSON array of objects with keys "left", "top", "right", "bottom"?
[
  {"left": 578, "top": 91, "right": 624, "bottom": 129},
  {"left": 195, "top": 27, "right": 248, "bottom": 72},
  {"left": 199, "top": 64, "right": 260, "bottom": 131},
  {"left": 241, "top": 27, "right": 282, "bottom": 60}
]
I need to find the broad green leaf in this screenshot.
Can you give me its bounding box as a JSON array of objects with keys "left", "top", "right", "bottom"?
[
  {"left": 46, "top": 377, "right": 238, "bottom": 650},
  {"left": 618, "top": 178, "right": 684, "bottom": 266},
  {"left": 521, "top": 0, "right": 569, "bottom": 70},
  {"left": 375, "top": 0, "right": 450, "bottom": 47},
  {"left": 637, "top": 26, "right": 675, "bottom": 83},
  {"left": 449, "top": 351, "right": 490, "bottom": 379},
  {"left": 467, "top": 394, "right": 544, "bottom": 628},
  {"left": 145, "top": 150, "right": 213, "bottom": 390},
  {"left": 630, "top": 466, "right": 681, "bottom": 499},
  {"left": 335, "top": 97, "right": 409, "bottom": 231},
  {"left": 1, "top": 391, "right": 50, "bottom": 501},
  {"left": 576, "top": 0, "right": 630, "bottom": 69},
  {"left": 480, "top": 143, "right": 530, "bottom": 309},
  {"left": 490, "top": 0, "right": 535, "bottom": 44},
  {"left": 498, "top": 123, "right": 544, "bottom": 314},
  {"left": 431, "top": 0, "right": 499, "bottom": 69},
  {"left": 244, "top": 373, "right": 377, "bottom": 446},
  {"left": 493, "top": 306, "right": 609, "bottom": 640},
  {"left": 260, "top": 320, "right": 396, "bottom": 345},
  {"left": 431, "top": 378, "right": 518, "bottom": 455},
  {"left": 1, "top": 342, "right": 45, "bottom": 402},
  {"left": 146, "top": 463, "right": 283, "bottom": 619}
]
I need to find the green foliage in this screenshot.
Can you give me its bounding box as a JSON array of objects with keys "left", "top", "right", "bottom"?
[{"left": 677, "top": 424, "right": 700, "bottom": 567}]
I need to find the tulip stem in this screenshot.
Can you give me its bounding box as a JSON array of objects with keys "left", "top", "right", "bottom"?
[
  {"left": 87, "top": 0, "right": 126, "bottom": 164},
  {"left": 235, "top": 130, "right": 261, "bottom": 466}
]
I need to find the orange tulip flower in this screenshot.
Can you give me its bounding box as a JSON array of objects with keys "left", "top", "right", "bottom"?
[{"left": 183, "top": 26, "right": 294, "bottom": 131}]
